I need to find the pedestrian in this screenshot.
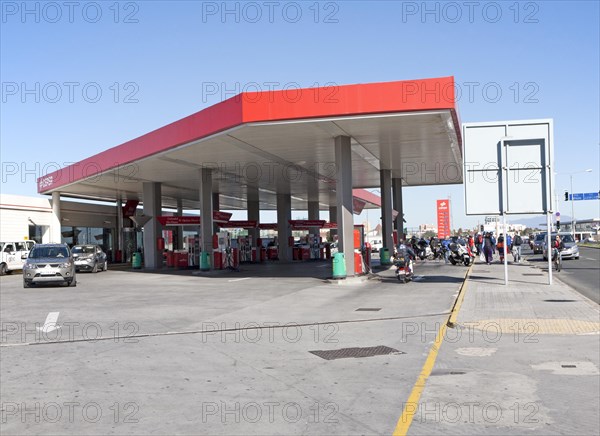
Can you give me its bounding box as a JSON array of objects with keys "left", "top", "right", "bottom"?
[
  {"left": 511, "top": 231, "right": 523, "bottom": 263},
  {"left": 476, "top": 232, "right": 484, "bottom": 256},
  {"left": 497, "top": 234, "right": 505, "bottom": 262},
  {"left": 483, "top": 232, "right": 495, "bottom": 265},
  {"left": 468, "top": 234, "right": 475, "bottom": 255}
]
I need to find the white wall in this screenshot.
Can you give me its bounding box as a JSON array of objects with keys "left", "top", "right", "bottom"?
[
  {"left": 0, "top": 194, "right": 53, "bottom": 242},
  {"left": 1, "top": 194, "right": 119, "bottom": 243}
]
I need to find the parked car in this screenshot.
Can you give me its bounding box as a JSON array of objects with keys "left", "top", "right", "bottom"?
[
  {"left": 72, "top": 245, "right": 108, "bottom": 272},
  {"left": 370, "top": 240, "right": 383, "bottom": 252},
  {"left": 0, "top": 240, "right": 35, "bottom": 275},
  {"left": 543, "top": 233, "right": 579, "bottom": 260},
  {"left": 532, "top": 233, "right": 545, "bottom": 254},
  {"left": 23, "top": 243, "right": 76, "bottom": 288}
]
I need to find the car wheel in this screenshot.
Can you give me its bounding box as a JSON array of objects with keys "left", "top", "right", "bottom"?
[
  {"left": 68, "top": 278, "right": 77, "bottom": 287},
  {"left": 23, "top": 279, "right": 31, "bottom": 288},
  {"left": 574, "top": 256, "right": 579, "bottom": 260},
  {"left": 92, "top": 262, "right": 98, "bottom": 273},
  {"left": 0, "top": 263, "right": 7, "bottom": 276}
]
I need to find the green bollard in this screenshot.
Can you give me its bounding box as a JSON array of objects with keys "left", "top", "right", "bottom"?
[
  {"left": 380, "top": 248, "right": 391, "bottom": 266},
  {"left": 132, "top": 252, "right": 142, "bottom": 269},
  {"left": 200, "top": 251, "right": 211, "bottom": 271},
  {"left": 332, "top": 252, "right": 347, "bottom": 279}
]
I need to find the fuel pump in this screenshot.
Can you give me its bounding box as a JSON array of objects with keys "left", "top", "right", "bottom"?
[
  {"left": 310, "top": 234, "right": 321, "bottom": 260},
  {"left": 239, "top": 236, "right": 253, "bottom": 263},
  {"left": 187, "top": 236, "right": 200, "bottom": 266},
  {"left": 213, "top": 231, "right": 230, "bottom": 270}
]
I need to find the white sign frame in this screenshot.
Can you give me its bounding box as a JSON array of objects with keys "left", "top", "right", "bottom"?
[{"left": 463, "top": 119, "right": 554, "bottom": 216}]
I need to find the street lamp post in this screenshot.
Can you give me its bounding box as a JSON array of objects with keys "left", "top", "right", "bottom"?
[{"left": 558, "top": 169, "right": 593, "bottom": 239}]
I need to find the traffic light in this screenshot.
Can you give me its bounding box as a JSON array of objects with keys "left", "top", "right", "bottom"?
[
  {"left": 480, "top": 225, "right": 484, "bottom": 232},
  {"left": 556, "top": 221, "right": 561, "bottom": 230},
  {"left": 564, "top": 191, "right": 569, "bottom": 201}
]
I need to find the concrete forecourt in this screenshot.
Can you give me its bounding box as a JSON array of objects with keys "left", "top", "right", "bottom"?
[{"left": 1, "top": 256, "right": 598, "bottom": 435}]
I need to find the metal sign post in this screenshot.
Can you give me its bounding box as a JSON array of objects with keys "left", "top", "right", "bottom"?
[
  {"left": 546, "top": 213, "right": 553, "bottom": 285},
  {"left": 502, "top": 213, "right": 508, "bottom": 285}
]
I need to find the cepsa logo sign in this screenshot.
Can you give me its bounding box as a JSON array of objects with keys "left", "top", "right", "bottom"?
[{"left": 38, "top": 175, "right": 54, "bottom": 190}]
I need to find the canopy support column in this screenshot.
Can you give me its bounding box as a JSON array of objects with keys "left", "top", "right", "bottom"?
[
  {"left": 335, "top": 135, "right": 355, "bottom": 275},
  {"left": 380, "top": 170, "right": 394, "bottom": 254},
  {"left": 142, "top": 182, "right": 162, "bottom": 269},
  {"left": 277, "top": 193, "right": 292, "bottom": 261}
]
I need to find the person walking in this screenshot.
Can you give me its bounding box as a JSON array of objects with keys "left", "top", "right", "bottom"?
[
  {"left": 483, "top": 232, "right": 495, "bottom": 265},
  {"left": 511, "top": 231, "right": 523, "bottom": 263}
]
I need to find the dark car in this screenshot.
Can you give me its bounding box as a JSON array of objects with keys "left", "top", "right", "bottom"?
[
  {"left": 532, "top": 234, "right": 545, "bottom": 254},
  {"left": 72, "top": 245, "right": 108, "bottom": 273},
  {"left": 23, "top": 243, "right": 76, "bottom": 288}
]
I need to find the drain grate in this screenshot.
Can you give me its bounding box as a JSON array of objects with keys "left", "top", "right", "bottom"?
[
  {"left": 544, "top": 299, "right": 577, "bottom": 303},
  {"left": 309, "top": 345, "right": 403, "bottom": 361},
  {"left": 523, "top": 273, "right": 544, "bottom": 276},
  {"left": 561, "top": 364, "right": 577, "bottom": 368},
  {"left": 355, "top": 308, "right": 381, "bottom": 312}
]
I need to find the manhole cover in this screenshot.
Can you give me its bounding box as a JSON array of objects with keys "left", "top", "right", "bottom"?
[
  {"left": 544, "top": 299, "right": 577, "bottom": 303},
  {"left": 309, "top": 345, "right": 403, "bottom": 360},
  {"left": 355, "top": 308, "right": 381, "bottom": 312}
]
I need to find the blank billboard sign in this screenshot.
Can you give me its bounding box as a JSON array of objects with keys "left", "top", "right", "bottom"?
[{"left": 463, "top": 120, "right": 554, "bottom": 216}]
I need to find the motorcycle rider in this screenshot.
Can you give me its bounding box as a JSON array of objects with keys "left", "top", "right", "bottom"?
[
  {"left": 441, "top": 237, "right": 451, "bottom": 264},
  {"left": 552, "top": 235, "right": 565, "bottom": 261},
  {"left": 396, "top": 239, "right": 417, "bottom": 275}
]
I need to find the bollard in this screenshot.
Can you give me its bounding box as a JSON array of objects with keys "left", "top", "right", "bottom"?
[
  {"left": 200, "top": 251, "right": 211, "bottom": 271},
  {"left": 332, "top": 252, "right": 347, "bottom": 279},
  {"left": 380, "top": 248, "right": 392, "bottom": 266},
  {"left": 132, "top": 252, "right": 142, "bottom": 269}
]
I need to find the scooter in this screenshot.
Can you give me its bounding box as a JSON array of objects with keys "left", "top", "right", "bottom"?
[
  {"left": 448, "top": 239, "right": 475, "bottom": 266},
  {"left": 394, "top": 255, "right": 414, "bottom": 283},
  {"left": 416, "top": 239, "right": 433, "bottom": 260}
]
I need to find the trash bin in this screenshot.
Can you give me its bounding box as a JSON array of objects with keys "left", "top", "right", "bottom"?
[
  {"left": 380, "top": 248, "right": 391, "bottom": 265},
  {"left": 354, "top": 252, "right": 363, "bottom": 275},
  {"left": 200, "top": 251, "right": 211, "bottom": 271},
  {"left": 132, "top": 252, "right": 142, "bottom": 269},
  {"left": 332, "top": 252, "right": 346, "bottom": 279}
]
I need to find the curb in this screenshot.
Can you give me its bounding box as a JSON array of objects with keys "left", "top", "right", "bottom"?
[{"left": 446, "top": 262, "right": 475, "bottom": 327}]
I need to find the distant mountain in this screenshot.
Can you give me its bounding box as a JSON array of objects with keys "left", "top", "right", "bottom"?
[{"left": 511, "top": 215, "right": 572, "bottom": 229}]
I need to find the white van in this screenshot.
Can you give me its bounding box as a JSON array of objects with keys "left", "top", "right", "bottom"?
[{"left": 0, "top": 240, "right": 36, "bottom": 275}]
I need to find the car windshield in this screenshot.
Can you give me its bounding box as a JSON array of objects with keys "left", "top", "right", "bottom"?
[
  {"left": 72, "top": 246, "right": 95, "bottom": 254},
  {"left": 535, "top": 234, "right": 545, "bottom": 241},
  {"left": 550, "top": 234, "right": 575, "bottom": 243},
  {"left": 29, "top": 246, "right": 69, "bottom": 259}
]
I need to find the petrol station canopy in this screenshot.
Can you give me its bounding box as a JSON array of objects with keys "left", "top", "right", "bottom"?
[{"left": 37, "top": 76, "right": 463, "bottom": 210}]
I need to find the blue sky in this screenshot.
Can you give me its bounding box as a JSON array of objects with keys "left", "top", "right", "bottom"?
[{"left": 1, "top": 1, "right": 599, "bottom": 230}]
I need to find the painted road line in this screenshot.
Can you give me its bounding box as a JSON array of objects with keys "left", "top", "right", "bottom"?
[
  {"left": 393, "top": 322, "right": 448, "bottom": 436},
  {"left": 447, "top": 263, "right": 474, "bottom": 327},
  {"left": 393, "top": 263, "right": 473, "bottom": 436},
  {"left": 228, "top": 277, "right": 252, "bottom": 282},
  {"left": 37, "top": 312, "right": 60, "bottom": 334},
  {"left": 585, "top": 257, "right": 596, "bottom": 261}
]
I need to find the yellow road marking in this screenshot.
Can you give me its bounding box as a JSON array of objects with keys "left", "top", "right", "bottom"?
[{"left": 393, "top": 264, "right": 473, "bottom": 435}]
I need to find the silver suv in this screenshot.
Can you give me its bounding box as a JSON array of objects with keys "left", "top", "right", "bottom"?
[{"left": 23, "top": 244, "right": 76, "bottom": 288}]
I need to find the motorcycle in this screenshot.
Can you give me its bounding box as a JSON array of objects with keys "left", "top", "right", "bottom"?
[
  {"left": 416, "top": 239, "right": 434, "bottom": 260},
  {"left": 394, "top": 255, "right": 414, "bottom": 283},
  {"left": 448, "top": 238, "right": 475, "bottom": 266}
]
